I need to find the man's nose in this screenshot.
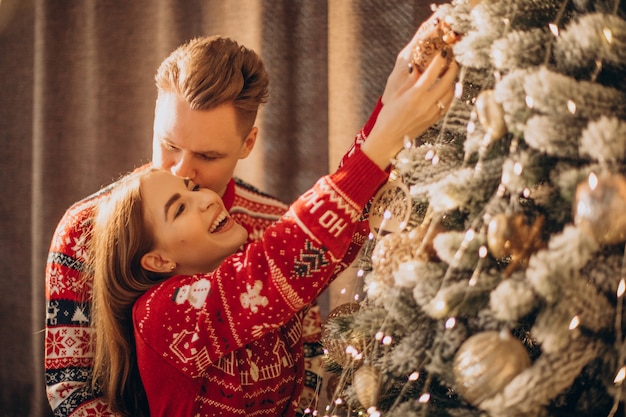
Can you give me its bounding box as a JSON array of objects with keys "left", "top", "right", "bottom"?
[{"left": 170, "top": 153, "right": 196, "bottom": 179}]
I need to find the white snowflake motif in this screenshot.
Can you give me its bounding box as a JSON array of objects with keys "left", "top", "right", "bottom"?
[
  {"left": 47, "top": 267, "right": 66, "bottom": 296},
  {"left": 71, "top": 233, "right": 89, "bottom": 261},
  {"left": 240, "top": 281, "right": 269, "bottom": 313}
]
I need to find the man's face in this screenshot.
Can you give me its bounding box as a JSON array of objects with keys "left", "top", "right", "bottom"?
[{"left": 151, "top": 92, "right": 257, "bottom": 197}]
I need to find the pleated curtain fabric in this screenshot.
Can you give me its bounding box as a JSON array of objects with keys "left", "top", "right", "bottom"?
[{"left": 0, "top": 1, "right": 442, "bottom": 415}]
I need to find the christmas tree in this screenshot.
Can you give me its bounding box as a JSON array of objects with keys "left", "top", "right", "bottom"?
[{"left": 321, "top": 1, "right": 626, "bottom": 416}]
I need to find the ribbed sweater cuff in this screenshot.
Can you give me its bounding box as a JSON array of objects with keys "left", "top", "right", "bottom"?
[{"left": 330, "top": 147, "right": 389, "bottom": 208}]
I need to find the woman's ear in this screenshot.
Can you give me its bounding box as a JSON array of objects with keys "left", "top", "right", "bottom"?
[{"left": 141, "top": 251, "right": 174, "bottom": 274}]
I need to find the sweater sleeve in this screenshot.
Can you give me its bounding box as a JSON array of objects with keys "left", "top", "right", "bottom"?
[
  {"left": 133, "top": 149, "right": 388, "bottom": 376},
  {"left": 45, "top": 191, "right": 122, "bottom": 417},
  {"left": 338, "top": 97, "right": 383, "bottom": 168}
]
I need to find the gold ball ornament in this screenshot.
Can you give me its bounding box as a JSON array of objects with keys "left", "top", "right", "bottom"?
[
  {"left": 574, "top": 172, "right": 626, "bottom": 245},
  {"left": 321, "top": 303, "right": 363, "bottom": 367},
  {"left": 453, "top": 329, "right": 531, "bottom": 406},
  {"left": 487, "top": 212, "right": 545, "bottom": 276},
  {"left": 487, "top": 213, "right": 528, "bottom": 259},
  {"left": 353, "top": 364, "right": 381, "bottom": 409},
  {"left": 475, "top": 89, "right": 508, "bottom": 143}
]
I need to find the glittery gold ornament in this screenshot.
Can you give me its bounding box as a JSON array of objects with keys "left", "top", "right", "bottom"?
[
  {"left": 411, "top": 12, "right": 460, "bottom": 75},
  {"left": 369, "top": 178, "right": 412, "bottom": 235},
  {"left": 574, "top": 172, "right": 626, "bottom": 245},
  {"left": 475, "top": 90, "right": 508, "bottom": 143},
  {"left": 453, "top": 329, "right": 531, "bottom": 406},
  {"left": 353, "top": 365, "right": 381, "bottom": 409},
  {"left": 371, "top": 223, "right": 443, "bottom": 285},
  {"left": 321, "top": 303, "right": 363, "bottom": 367}
]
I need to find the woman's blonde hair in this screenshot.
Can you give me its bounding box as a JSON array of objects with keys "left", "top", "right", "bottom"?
[{"left": 90, "top": 167, "right": 167, "bottom": 416}]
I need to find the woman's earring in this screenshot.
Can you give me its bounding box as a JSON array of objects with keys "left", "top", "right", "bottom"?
[{"left": 170, "top": 264, "right": 176, "bottom": 271}]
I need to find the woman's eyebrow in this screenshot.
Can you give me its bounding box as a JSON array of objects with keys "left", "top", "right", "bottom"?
[{"left": 164, "top": 193, "right": 181, "bottom": 221}]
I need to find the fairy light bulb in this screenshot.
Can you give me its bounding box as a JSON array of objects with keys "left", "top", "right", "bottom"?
[
  {"left": 614, "top": 366, "right": 626, "bottom": 384},
  {"left": 603, "top": 27, "right": 613, "bottom": 44},
  {"left": 618, "top": 279, "right": 625, "bottom": 297},
  {"left": 549, "top": 23, "right": 559, "bottom": 37},
  {"left": 382, "top": 335, "right": 393, "bottom": 345},
  {"left": 479, "top": 245, "right": 488, "bottom": 258},
  {"left": 367, "top": 407, "right": 381, "bottom": 417},
  {"left": 445, "top": 317, "right": 456, "bottom": 329},
  {"left": 418, "top": 393, "right": 431, "bottom": 403},
  {"left": 588, "top": 172, "right": 598, "bottom": 189},
  {"left": 567, "top": 100, "right": 577, "bottom": 114},
  {"left": 409, "top": 372, "right": 420, "bottom": 381},
  {"left": 513, "top": 162, "right": 523, "bottom": 176},
  {"left": 455, "top": 81, "right": 463, "bottom": 98},
  {"left": 525, "top": 95, "right": 535, "bottom": 109},
  {"left": 568, "top": 315, "right": 580, "bottom": 330}
]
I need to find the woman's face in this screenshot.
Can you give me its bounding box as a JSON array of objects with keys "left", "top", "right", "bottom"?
[{"left": 140, "top": 170, "right": 248, "bottom": 275}]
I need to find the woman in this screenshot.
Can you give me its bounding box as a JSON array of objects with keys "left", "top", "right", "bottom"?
[{"left": 90, "top": 53, "right": 458, "bottom": 417}]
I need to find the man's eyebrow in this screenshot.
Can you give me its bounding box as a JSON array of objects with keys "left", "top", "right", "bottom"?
[
  {"left": 196, "top": 149, "right": 226, "bottom": 158},
  {"left": 164, "top": 179, "right": 189, "bottom": 220}
]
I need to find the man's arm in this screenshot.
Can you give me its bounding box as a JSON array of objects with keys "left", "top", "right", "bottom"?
[{"left": 45, "top": 192, "right": 120, "bottom": 417}]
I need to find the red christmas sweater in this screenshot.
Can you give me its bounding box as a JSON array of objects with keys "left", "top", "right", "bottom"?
[
  {"left": 45, "top": 178, "right": 286, "bottom": 416},
  {"left": 44, "top": 99, "right": 383, "bottom": 417},
  {"left": 134, "top": 148, "right": 388, "bottom": 417}
]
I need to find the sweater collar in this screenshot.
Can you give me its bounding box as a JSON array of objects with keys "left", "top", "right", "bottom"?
[{"left": 222, "top": 178, "right": 236, "bottom": 211}]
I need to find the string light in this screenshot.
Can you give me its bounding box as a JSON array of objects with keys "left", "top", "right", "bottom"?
[
  {"left": 568, "top": 315, "right": 580, "bottom": 330},
  {"left": 478, "top": 245, "right": 488, "bottom": 258},
  {"left": 409, "top": 372, "right": 420, "bottom": 381},
  {"left": 445, "top": 317, "right": 456, "bottom": 329},
  {"left": 602, "top": 27, "right": 613, "bottom": 44},
  {"left": 418, "top": 393, "right": 431, "bottom": 403},
  {"left": 614, "top": 366, "right": 626, "bottom": 385}
]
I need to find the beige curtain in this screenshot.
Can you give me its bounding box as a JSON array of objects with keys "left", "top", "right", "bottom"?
[{"left": 0, "top": 1, "right": 441, "bottom": 415}]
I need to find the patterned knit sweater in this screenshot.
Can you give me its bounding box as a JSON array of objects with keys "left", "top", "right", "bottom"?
[
  {"left": 134, "top": 148, "right": 388, "bottom": 417},
  {"left": 44, "top": 99, "right": 383, "bottom": 417}
]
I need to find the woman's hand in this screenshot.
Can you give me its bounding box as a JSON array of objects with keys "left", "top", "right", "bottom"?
[
  {"left": 381, "top": 13, "right": 443, "bottom": 106},
  {"left": 363, "top": 53, "right": 459, "bottom": 170}
]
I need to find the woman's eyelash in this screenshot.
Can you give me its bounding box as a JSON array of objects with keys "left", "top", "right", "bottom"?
[
  {"left": 192, "top": 184, "right": 200, "bottom": 191},
  {"left": 175, "top": 204, "right": 185, "bottom": 218}
]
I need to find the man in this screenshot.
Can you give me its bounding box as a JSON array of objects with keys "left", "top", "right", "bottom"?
[{"left": 45, "top": 21, "right": 436, "bottom": 416}]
